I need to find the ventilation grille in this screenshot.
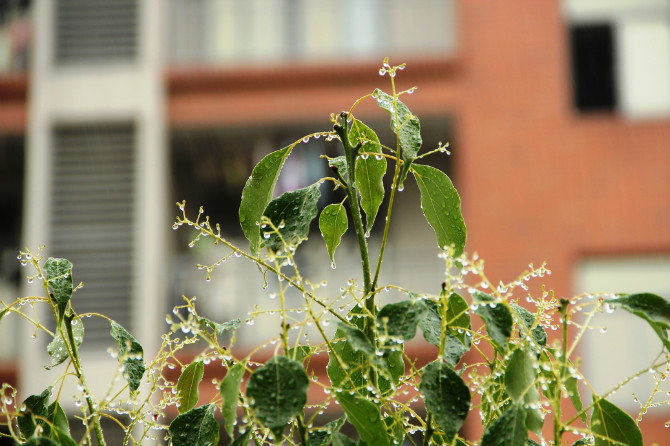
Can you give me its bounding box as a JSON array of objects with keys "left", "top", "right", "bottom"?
[
  {"left": 51, "top": 124, "right": 135, "bottom": 348},
  {"left": 55, "top": 0, "right": 138, "bottom": 65}
]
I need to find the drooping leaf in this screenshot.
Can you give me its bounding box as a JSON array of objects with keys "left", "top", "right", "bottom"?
[
  {"left": 411, "top": 164, "right": 466, "bottom": 256},
  {"left": 419, "top": 360, "right": 471, "bottom": 440},
  {"left": 473, "top": 296, "right": 513, "bottom": 353},
  {"left": 591, "top": 398, "right": 643, "bottom": 446},
  {"left": 288, "top": 345, "right": 313, "bottom": 364},
  {"left": 44, "top": 258, "right": 73, "bottom": 324},
  {"left": 307, "top": 416, "right": 353, "bottom": 446},
  {"left": 505, "top": 348, "right": 536, "bottom": 402},
  {"left": 511, "top": 304, "right": 547, "bottom": 353},
  {"left": 319, "top": 203, "right": 348, "bottom": 267},
  {"left": 46, "top": 317, "right": 84, "bottom": 370},
  {"left": 229, "top": 429, "right": 252, "bottom": 446},
  {"left": 247, "top": 356, "right": 309, "bottom": 440},
  {"left": 328, "top": 156, "right": 348, "bottom": 176},
  {"left": 604, "top": 293, "right": 670, "bottom": 351},
  {"left": 566, "top": 373, "right": 586, "bottom": 423},
  {"left": 377, "top": 299, "right": 427, "bottom": 341},
  {"left": 349, "top": 118, "right": 386, "bottom": 232},
  {"left": 262, "top": 182, "right": 321, "bottom": 252},
  {"left": 176, "top": 361, "right": 204, "bottom": 414},
  {"left": 335, "top": 321, "right": 390, "bottom": 377},
  {"left": 481, "top": 403, "right": 528, "bottom": 446},
  {"left": 336, "top": 392, "right": 391, "bottom": 446},
  {"left": 169, "top": 404, "right": 219, "bottom": 446},
  {"left": 327, "top": 325, "right": 367, "bottom": 392},
  {"left": 18, "top": 387, "right": 51, "bottom": 440},
  {"left": 198, "top": 317, "right": 240, "bottom": 336},
  {"left": 373, "top": 88, "right": 422, "bottom": 187},
  {"left": 418, "top": 299, "right": 443, "bottom": 347},
  {"left": 219, "top": 362, "right": 245, "bottom": 437},
  {"left": 110, "top": 321, "right": 145, "bottom": 393},
  {"left": 418, "top": 297, "right": 471, "bottom": 368},
  {"left": 45, "top": 401, "right": 69, "bottom": 439},
  {"left": 239, "top": 145, "right": 293, "bottom": 256}
]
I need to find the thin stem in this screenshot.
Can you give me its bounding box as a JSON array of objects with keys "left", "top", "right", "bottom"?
[{"left": 553, "top": 298, "right": 569, "bottom": 446}]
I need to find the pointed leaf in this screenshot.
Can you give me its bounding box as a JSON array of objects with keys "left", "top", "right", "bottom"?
[
  {"left": 288, "top": 345, "right": 313, "bottom": 364},
  {"left": 481, "top": 403, "right": 528, "bottom": 446},
  {"left": 377, "top": 299, "right": 427, "bottom": 341},
  {"left": 420, "top": 360, "right": 471, "bottom": 439},
  {"left": 419, "top": 297, "right": 471, "bottom": 368},
  {"left": 198, "top": 317, "right": 240, "bottom": 336},
  {"left": 46, "top": 318, "right": 84, "bottom": 370},
  {"left": 591, "top": 398, "right": 643, "bottom": 446},
  {"left": 511, "top": 304, "right": 547, "bottom": 353},
  {"left": 176, "top": 361, "right": 204, "bottom": 414},
  {"left": 373, "top": 88, "right": 422, "bottom": 186},
  {"left": 350, "top": 118, "right": 386, "bottom": 232},
  {"left": 45, "top": 401, "right": 69, "bottom": 439},
  {"left": 566, "top": 373, "right": 586, "bottom": 423},
  {"left": 328, "top": 156, "right": 348, "bottom": 176},
  {"left": 247, "top": 356, "right": 309, "bottom": 439},
  {"left": 18, "top": 387, "right": 51, "bottom": 439},
  {"left": 319, "top": 203, "right": 348, "bottom": 267},
  {"left": 262, "top": 182, "right": 321, "bottom": 252},
  {"left": 219, "top": 362, "right": 245, "bottom": 437},
  {"left": 44, "top": 258, "right": 73, "bottom": 324},
  {"left": 110, "top": 321, "right": 145, "bottom": 393},
  {"left": 411, "top": 164, "right": 466, "bottom": 256},
  {"left": 473, "top": 296, "right": 513, "bottom": 353},
  {"left": 307, "top": 416, "right": 349, "bottom": 446},
  {"left": 169, "top": 404, "right": 219, "bottom": 446},
  {"left": 336, "top": 392, "right": 390, "bottom": 446},
  {"left": 239, "top": 145, "right": 293, "bottom": 256},
  {"left": 605, "top": 293, "right": 670, "bottom": 351}
]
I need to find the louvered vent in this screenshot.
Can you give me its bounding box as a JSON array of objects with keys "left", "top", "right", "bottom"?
[
  {"left": 55, "top": 0, "right": 138, "bottom": 65},
  {"left": 51, "top": 124, "right": 135, "bottom": 348}
]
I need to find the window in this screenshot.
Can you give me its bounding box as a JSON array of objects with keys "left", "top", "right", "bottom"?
[{"left": 570, "top": 23, "right": 617, "bottom": 111}]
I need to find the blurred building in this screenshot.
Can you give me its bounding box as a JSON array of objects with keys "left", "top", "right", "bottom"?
[{"left": 0, "top": 0, "right": 668, "bottom": 443}]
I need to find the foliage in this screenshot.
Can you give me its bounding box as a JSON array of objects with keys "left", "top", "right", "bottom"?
[{"left": 1, "top": 60, "right": 669, "bottom": 446}]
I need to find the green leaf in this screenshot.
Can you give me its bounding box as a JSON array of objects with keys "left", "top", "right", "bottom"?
[
  {"left": 377, "top": 299, "right": 427, "bottom": 341},
  {"left": 176, "top": 361, "right": 204, "bottom": 414},
  {"left": 230, "top": 429, "right": 252, "bottom": 446},
  {"left": 411, "top": 164, "right": 466, "bottom": 256},
  {"left": 591, "top": 398, "right": 643, "bottom": 446},
  {"left": 247, "top": 356, "right": 309, "bottom": 440},
  {"left": 473, "top": 296, "right": 513, "bottom": 353},
  {"left": 419, "top": 361, "right": 471, "bottom": 439},
  {"left": 327, "top": 327, "right": 367, "bottom": 392},
  {"left": 328, "top": 156, "right": 348, "bottom": 176},
  {"left": 505, "top": 348, "right": 536, "bottom": 402},
  {"left": 169, "top": 404, "right": 219, "bottom": 446},
  {"left": 481, "top": 403, "right": 528, "bottom": 446},
  {"left": 0, "top": 306, "right": 9, "bottom": 322},
  {"left": 288, "top": 345, "right": 313, "bottom": 364},
  {"left": 571, "top": 438, "right": 594, "bottom": 446},
  {"left": 511, "top": 304, "right": 547, "bottom": 353},
  {"left": 219, "top": 362, "right": 245, "bottom": 437},
  {"left": 45, "top": 401, "right": 69, "bottom": 438},
  {"left": 18, "top": 387, "right": 51, "bottom": 440},
  {"left": 45, "top": 318, "right": 84, "bottom": 370},
  {"left": 262, "top": 182, "right": 321, "bottom": 252},
  {"left": 336, "top": 321, "right": 376, "bottom": 357},
  {"left": 350, "top": 118, "right": 386, "bottom": 233},
  {"left": 605, "top": 293, "right": 670, "bottom": 351},
  {"left": 373, "top": 88, "right": 422, "bottom": 187},
  {"left": 319, "top": 203, "right": 348, "bottom": 267},
  {"left": 239, "top": 145, "right": 293, "bottom": 256},
  {"left": 336, "top": 392, "right": 390, "bottom": 446},
  {"left": 44, "top": 258, "right": 73, "bottom": 324},
  {"left": 418, "top": 297, "right": 471, "bottom": 368},
  {"left": 21, "top": 437, "right": 59, "bottom": 446},
  {"left": 307, "top": 417, "right": 350, "bottom": 446},
  {"left": 566, "top": 373, "right": 586, "bottom": 422},
  {"left": 198, "top": 317, "right": 240, "bottom": 336},
  {"left": 110, "top": 321, "right": 145, "bottom": 393},
  {"left": 418, "top": 299, "right": 443, "bottom": 347}
]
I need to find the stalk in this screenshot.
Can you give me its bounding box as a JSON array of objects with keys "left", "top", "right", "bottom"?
[{"left": 554, "top": 298, "right": 570, "bottom": 446}]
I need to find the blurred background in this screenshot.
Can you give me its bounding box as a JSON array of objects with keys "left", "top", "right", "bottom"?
[{"left": 0, "top": 0, "right": 668, "bottom": 443}]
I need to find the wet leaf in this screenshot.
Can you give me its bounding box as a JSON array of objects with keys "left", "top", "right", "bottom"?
[
  {"left": 377, "top": 299, "right": 427, "bottom": 341},
  {"left": 219, "top": 363, "right": 245, "bottom": 437},
  {"left": 319, "top": 203, "right": 348, "bottom": 267},
  {"left": 307, "top": 417, "right": 353, "bottom": 446},
  {"left": 110, "top": 321, "right": 145, "bottom": 393},
  {"left": 169, "top": 404, "right": 219, "bottom": 446},
  {"left": 247, "top": 356, "right": 309, "bottom": 440},
  {"left": 604, "top": 293, "right": 670, "bottom": 351},
  {"left": 373, "top": 88, "right": 421, "bottom": 187},
  {"left": 44, "top": 258, "right": 73, "bottom": 324},
  {"left": 176, "top": 361, "right": 204, "bottom": 414},
  {"left": 350, "top": 118, "right": 386, "bottom": 233},
  {"left": 481, "top": 403, "right": 528, "bottom": 446},
  {"left": 418, "top": 297, "right": 471, "bottom": 368},
  {"left": 262, "top": 182, "right": 321, "bottom": 252},
  {"left": 511, "top": 304, "right": 547, "bottom": 353},
  {"left": 198, "top": 317, "right": 240, "bottom": 335},
  {"left": 230, "top": 429, "right": 252, "bottom": 446},
  {"left": 288, "top": 345, "right": 313, "bottom": 364},
  {"left": 591, "top": 398, "right": 643, "bottom": 446},
  {"left": 46, "top": 317, "right": 84, "bottom": 370},
  {"left": 21, "top": 437, "right": 59, "bottom": 446},
  {"left": 420, "top": 360, "right": 471, "bottom": 440},
  {"left": 239, "top": 145, "right": 293, "bottom": 256},
  {"left": 473, "top": 294, "right": 513, "bottom": 353},
  {"left": 411, "top": 164, "right": 466, "bottom": 256},
  {"left": 18, "top": 387, "right": 51, "bottom": 440},
  {"left": 336, "top": 392, "right": 390, "bottom": 446},
  {"left": 505, "top": 348, "right": 536, "bottom": 402}
]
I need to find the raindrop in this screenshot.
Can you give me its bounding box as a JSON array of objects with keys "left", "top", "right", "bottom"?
[
  {"left": 397, "top": 184, "right": 405, "bottom": 192},
  {"left": 378, "top": 69, "right": 385, "bottom": 76},
  {"left": 375, "top": 154, "right": 383, "bottom": 161},
  {"left": 360, "top": 153, "right": 369, "bottom": 160},
  {"left": 302, "top": 137, "right": 310, "bottom": 143},
  {"left": 331, "top": 262, "right": 336, "bottom": 270}
]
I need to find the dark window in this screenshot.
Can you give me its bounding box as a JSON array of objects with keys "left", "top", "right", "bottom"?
[{"left": 570, "top": 23, "right": 617, "bottom": 111}]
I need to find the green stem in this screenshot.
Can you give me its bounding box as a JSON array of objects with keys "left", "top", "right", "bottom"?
[
  {"left": 296, "top": 414, "right": 308, "bottom": 446},
  {"left": 554, "top": 298, "right": 570, "bottom": 446},
  {"left": 65, "top": 315, "right": 106, "bottom": 446},
  {"left": 423, "top": 412, "right": 434, "bottom": 446}
]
